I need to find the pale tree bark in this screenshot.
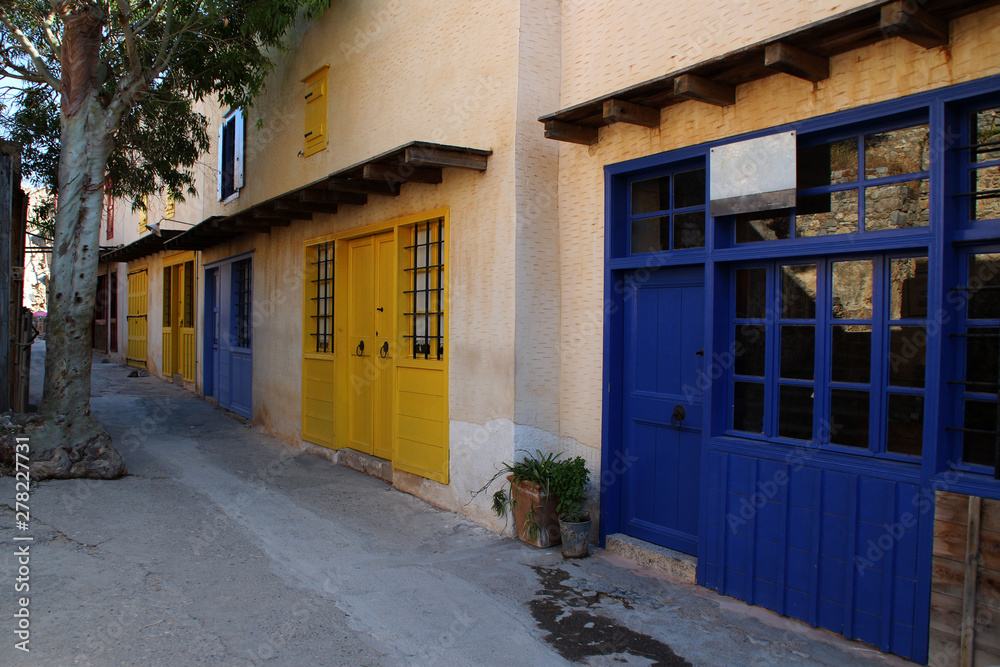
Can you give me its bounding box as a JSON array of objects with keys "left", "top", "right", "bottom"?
[{"left": 31, "top": 2, "right": 126, "bottom": 479}]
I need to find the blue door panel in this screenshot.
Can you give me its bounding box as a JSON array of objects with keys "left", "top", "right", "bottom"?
[
  {"left": 702, "top": 450, "right": 926, "bottom": 661},
  {"left": 230, "top": 351, "right": 252, "bottom": 418},
  {"left": 621, "top": 267, "right": 705, "bottom": 555},
  {"left": 205, "top": 258, "right": 251, "bottom": 419}
]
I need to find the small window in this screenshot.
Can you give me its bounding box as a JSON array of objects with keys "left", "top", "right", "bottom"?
[
  {"left": 303, "top": 67, "right": 328, "bottom": 157},
  {"left": 961, "top": 106, "right": 1000, "bottom": 222},
  {"left": 139, "top": 195, "right": 148, "bottom": 233},
  {"left": 233, "top": 259, "right": 252, "bottom": 348},
  {"left": 310, "top": 241, "right": 335, "bottom": 353},
  {"left": 406, "top": 219, "right": 445, "bottom": 360},
  {"left": 165, "top": 193, "right": 176, "bottom": 220},
  {"left": 628, "top": 164, "right": 707, "bottom": 254},
  {"left": 218, "top": 109, "right": 245, "bottom": 202}
]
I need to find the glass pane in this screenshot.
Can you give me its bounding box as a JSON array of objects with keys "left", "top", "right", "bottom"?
[
  {"left": 796, "top": 190, "right": 859, "bottom": 237},
  {"left": 864, "top": 179, "right": 930, "bottom": 230},
  {"left": 781, "top": 264, "right": 816, "bottom": 319},
  {"left": 735, "top": 210, "right": 791, "bottom": 243},
  {"left": 971, "top": 165, "right": 1000, "bottom": 221},
  {"left": 734, "top": 382, "right": 765, "bottom": 434},
  {"left": 966, "top": 327, "right": 1000, "bottom": 391},
  {"left": 972, "top": 107, "right": 1000, "bottom": 162},
  {"left": 631, "top": 216, "right": 669, "bottom": 254},
  {"left": 886, "top": 394, "right": 923, "bottom": 456},
  {"left": 798, "top": 138, "right": 859, "bottom": 188},
  {"left": 889, "top": 326, "right": 926, "bottom": 388},
  {"left": 673, "top": 168, "right": 706, "bottom": 208},
  {"left": 890, "top": 257, "right": 928, "bottom": 319},
  {"left": 864, "top": 124, "right": 930, "bottom": 178},
  {"left": 780, "top": 325, "right": 814, "bottom": 380},
  {"left": 631, "top": 176, "right": 670, "bottom": 215},
  {"left": 968, "top": 253, "right": 1000, "bottom": 319},
  {"left": 779, "top": 385, "right": 813, "bottom": 440},
  {"left": 673, "top": 211, "right": 705, "bottom": 249},
  {"left": 735, "top": 325, "right": 766, "bottom": 377},
  {"left": 830, "top": 389, "right": 869, "bottom": 448},
  {"left": 963, "top": 399, "right": 997, "bottom": 466},
  {"left": 832, "top": 260, "right": 873, "bottom": 319},
  {"left": 831, "top": 325, "right": 871, "bottom": 383},
  {"left": 735, "top": 268, "right": 767, "bottom": 319}
]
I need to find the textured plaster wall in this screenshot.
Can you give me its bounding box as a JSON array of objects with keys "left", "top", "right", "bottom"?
[{"left": 556, "top": 5, "right": 1000, "bottom": 453}]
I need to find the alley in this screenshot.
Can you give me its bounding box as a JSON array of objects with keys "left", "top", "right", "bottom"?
[{"left": 1, "top": 354, "right": 912, "bottom": 666}]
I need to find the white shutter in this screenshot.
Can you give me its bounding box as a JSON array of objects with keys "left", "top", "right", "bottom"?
[
  {"left": 217, "top": 119, "right": 224, "bottom": 201},
  {"left": 234, "top": 109, "right": 245, "bottom": 191}
]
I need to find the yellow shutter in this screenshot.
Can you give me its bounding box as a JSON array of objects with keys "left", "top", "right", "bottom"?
[
  {"left": 165, "top": 194, "right": 175, "bottom": 219},
  {"left": 139, "top": 196, "right": 148, "bottom": 232},
  {"left": 303, "top": 67, "right": 328, "bottom": 157}
]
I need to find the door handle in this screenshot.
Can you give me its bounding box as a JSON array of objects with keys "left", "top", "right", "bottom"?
[
  {"left": 356, "top": 340, "right": 365, "bottom": 356},
  {"left": 671, "top": 404, "right": 686, "bottom": 430},
  {"left": 380, "top": 341, "right": 389, "bottom": 358}
]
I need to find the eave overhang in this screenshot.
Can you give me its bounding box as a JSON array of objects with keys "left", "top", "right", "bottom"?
[
  {"left": 164, "top": 141, "right": 492, "bottom": 252},
  {"left": 539, "top": 0, "right": 1000, "bottom": 144},
  {"left": 100, "top": 229, "right": 184, "bottom": 263}
]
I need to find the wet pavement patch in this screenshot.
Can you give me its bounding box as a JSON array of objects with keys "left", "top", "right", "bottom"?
[{"left": 529, "top": 565, "right": 691, "bottom": 666}]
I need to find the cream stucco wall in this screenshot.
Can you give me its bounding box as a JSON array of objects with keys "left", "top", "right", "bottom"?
[{"left": 555, "top": 4, "right": 1000, "bottom": 453}]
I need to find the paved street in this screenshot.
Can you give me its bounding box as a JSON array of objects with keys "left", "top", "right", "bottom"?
[{"left": 1, "top": 348, "right": 913, "bottom": 666}]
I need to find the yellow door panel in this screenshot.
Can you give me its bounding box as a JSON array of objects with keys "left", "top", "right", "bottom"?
[
  {"left": 373, "top": 232, "right": 395, "bottom": 460},
  {"left": 397, "top": 414, "right": 444, "bottom": 444},
  {"left": 394, "top": 364, "right": 448, "bottom": 484},
  {"left": 302, "top": 355, "right": 337, "bottom": 447},
  {"left": 394, "top": 437, "right": 448, "bottom": 484},
  {"left": 127, "top": 269, "right": 148, "bottom": 367},
  {"left": 396, "top": 366, "right": 445, "bottom": 395},
  {"left": 347, "top": 237, "right": 375, "bottom": 454},
  {"left": 162, "top": 328, "right": 173, "bottom": 376},
  {"left": 396, "top": 390, "right": 445, "bottom": 419}
]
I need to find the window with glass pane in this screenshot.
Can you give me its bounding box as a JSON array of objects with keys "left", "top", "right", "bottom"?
[
  {"left": 729, "top": 255, "right": 927, "bottom": 458},
  {"left": 956, "top": 251, "right": 1000, "bottom": 468},
  {"left": 310, "top": 241, "right": 334, "bottom": 353},
  {"left": 629, "top": 165, "right": 706, "bottom": 254},
  {"left": 965, "top": 107, "right": 1000, "bottom": 222},
  {"left": 740, "top": 123, "right": 931, "bottom": 243},
  {"left": 407, "top": 219, "right": 445, "bottom": 360}
]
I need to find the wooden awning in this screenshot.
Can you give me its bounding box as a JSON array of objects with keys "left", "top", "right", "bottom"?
[
  {"left": 164, "top": 141, "right": 491, "bottom": 252},
  {"left": 100, "top": 229, "right": 184, "bottom": 263},
  {"left": 540, "top": 0, "right": 999, "bottom": 144}
]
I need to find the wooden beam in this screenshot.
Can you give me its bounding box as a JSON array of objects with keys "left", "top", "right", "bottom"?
[
  {"left": 404, "top": 146, "right": 489, "bottom": 171},
  {"left": 603, "top": 99, "right": 660, "bottom": 128},
  {"left": 880, "top": 1, "right": 949, "bottom": 49},
  {"left": 276, "top": 199, "right": 339, "bottom": 215},
  {"left": 764, "top": 42, "right": 830, "bottom": 82},
  {"left": 362, "top": 163, "right": 443, "bottom": 185},
  {"left": 326, "top": 177, "right": 399, "bottom": 196},
  {"left": 543, "top": 120, "right": 599, "bottom": 145},
  {"left": 673, "top": 74, "right": 736, "bottom": 107},
  {"left": 960, "top": 495, "right": 982, "bottom": 667},
  {"left": 301, "top": 190, "right": 367, "bottom": 206},
  {"left": 252, "top": 207, "right": 309, "bottom": 221}
]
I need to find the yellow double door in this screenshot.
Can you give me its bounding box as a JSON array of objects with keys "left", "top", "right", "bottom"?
[{"left": 346, "top": 232, "right": 395, "bottom": 460}]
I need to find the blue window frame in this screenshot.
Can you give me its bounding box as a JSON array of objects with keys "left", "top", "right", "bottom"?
[{"left": 627, "top": 159, "right": 707, "bottom": 255}]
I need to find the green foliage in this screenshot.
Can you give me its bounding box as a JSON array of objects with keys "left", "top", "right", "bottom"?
[
  {"left": 0, "top": 0, "right": 330, "bottom": 208},
  {"left": 550, "top": 456, "right": 590, "bottom": 522}
]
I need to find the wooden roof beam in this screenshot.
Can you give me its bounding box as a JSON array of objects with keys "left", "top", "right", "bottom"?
[
  {"left": 603, "top": 99, "right": 660, "bottom": 128},
  {"left": 301, "top": 189, "right": 367, "bottom": 206},
  {"left": 362, "top": 163, "right": 443, "bottom": 185},
  {"left": 277, "top": 199, "right": 339, "bottom": 215},
  {"left": 880, "top": 1, "right": 949, "bottom": 48},
  {"left": 543, "top": 120, "right": 599, "bottom": 145},
  {"left": 326, "top": 177, "right": 399, "bottom": 196},
  {"left": 404, "top": 146, "right": 489, "bottom": 171},
  {"left": 764, "top": 42, "right": 830, "bottom": 82},
  {"left": 674, "top": 74, "right": 736, "bottom": 107}
]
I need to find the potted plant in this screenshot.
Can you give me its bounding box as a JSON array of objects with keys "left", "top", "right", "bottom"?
[
  {"left": 474, "top": 450, "right": 562, "bottom": 548},
  {"left": 550, "top": 456, "right": 591, "bottom": 558}
]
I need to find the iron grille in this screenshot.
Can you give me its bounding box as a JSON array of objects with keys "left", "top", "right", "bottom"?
[
  {"left": 234, "top": 259, "right": 252, "bottom": 348},
  {"left": 310, "top": 241, "right": 335, "bottom": 353},
  {"left": 183, "top": 261, "right": 194, "bottom": 327},
  {"left": 162, "top": 267, "right": 171, "bottom": 323},
  {"left": 404, "top": 219, "right": 444, "bottom": 360}
]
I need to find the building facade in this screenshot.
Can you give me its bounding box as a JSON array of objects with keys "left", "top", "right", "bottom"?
[{"left": 98, "top": 1, "right": 1000, "bottom": 663}]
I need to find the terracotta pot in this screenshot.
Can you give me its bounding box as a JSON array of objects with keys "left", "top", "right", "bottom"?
[{"left": 507, "top": 475, "right": 561, "bottom": 548}]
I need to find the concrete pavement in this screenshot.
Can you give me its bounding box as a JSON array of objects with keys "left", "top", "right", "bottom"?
[{"left": 0, "top": 348, "right": 914, "bottom": 665}]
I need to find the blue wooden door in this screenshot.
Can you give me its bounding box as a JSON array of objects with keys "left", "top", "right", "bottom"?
[
  {"left": 207, "top": 258, "right": 252, "bottom": 418},
  {"left": 621, "top": 266, "right": 704, "bottom": 555}
]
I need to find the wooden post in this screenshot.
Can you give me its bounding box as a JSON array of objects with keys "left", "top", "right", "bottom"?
[
  {"left": 960, "top": 495, "right": 982, "bottom": 667},
  {"left": 0, "top": 148, "right": 11, "bottom": 413}
]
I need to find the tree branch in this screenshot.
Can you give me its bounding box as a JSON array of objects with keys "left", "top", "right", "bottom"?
[
  {"left": 0, "top": 8, "right": 60, "bottom": 89},
  {"left": 114, "top": 0, "right": 140, "bottom": 78},
  {"left": 41, "top": 11, "right": 62, "bottom": 61}
]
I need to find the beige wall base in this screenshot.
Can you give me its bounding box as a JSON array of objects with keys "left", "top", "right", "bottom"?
[{"left": 605, "top": 533, "right": 697, "bottom": 584}]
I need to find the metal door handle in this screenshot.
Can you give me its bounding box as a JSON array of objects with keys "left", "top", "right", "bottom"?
[
  {"left": 356, "top": 340, "right": 365, "bottom": 356},
  {"left": 671, "top": 404, "right": 686, "bottom": 430},
  {"left": 380, "top": 341, "right": 389, "bottom": 358}
]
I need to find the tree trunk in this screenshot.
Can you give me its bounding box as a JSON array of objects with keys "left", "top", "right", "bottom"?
[{"left": 32, "top": 2, "right": 125, "bottom": 479}]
